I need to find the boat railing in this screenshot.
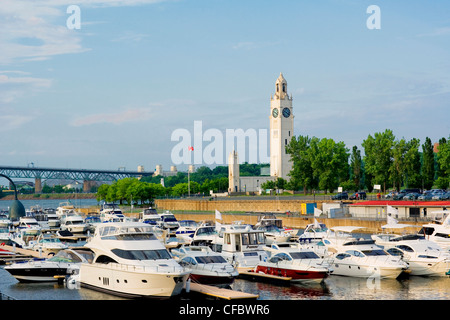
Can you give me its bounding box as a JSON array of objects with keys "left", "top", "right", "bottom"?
[{"left": 101, "top": 262, "right": 185, "bottom": 274}]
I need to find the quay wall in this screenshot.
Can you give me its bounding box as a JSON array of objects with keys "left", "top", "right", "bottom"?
[{"left": 154, "top": 198, "right": 327, "bottom": 214}]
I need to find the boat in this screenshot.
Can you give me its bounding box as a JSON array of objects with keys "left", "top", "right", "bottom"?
[
  {"left": 252, "top": 243, "right": 332, "bottom": 283},
  {"left": 296, "top": 219, "right": 329, "bottom": 244},
  {"left": 99, "top": 202, "right": 126, "bottom": 223},
  {"left": 329, "top": 241, "right": 408, "bottom": 279},
  {"left": 0, "top": 213, "right": 12, "bottom": 229},
  {"left": 255, "top": 224, "right": 291, "bottom": 245},
  {"left": 212, "top": 223, "right": 269, "bottom": 272},
  {"left": 56, "top": 201, "right": 77, "bottom": 217},
  {"left": 29, "top": 233, "right": 69, "bottom": 254},
  {"left": 191, "top": 223, "right": 218, "bottom": 246},
  {"left": 4, "top": 248, "right": 93, "bottom": 283},
  {"left": 418, "top": 211, "right": 450, "bottom": 251},
  {"left": 139, "top": 207, "right": 161, "bottom": 226},
  {"left": 84, "top": 214, "right": 102, "bottom": 233},
  {"left": 159, "top": 211, "right": 180, "bottom": 231},
  {"left": 384, "top": 241, "right": 450, "bottom": 277},
  {"left": 44, "top": 208, "right": 61, "bottom": 229},
  {"left": 176, "top": 220, "right": 198, "bottom": 238},
  {"left": 16, "top": 216, "right": 41, "bottom": 235},
  {"left": 79, "top": 221, "right": 189, "bottom": 298},
  {"left": 60, "top": 213, "right": 87, "bottom": 233},
  {"left": 172, "top": 245, "right": 239, "bottom": 286}
]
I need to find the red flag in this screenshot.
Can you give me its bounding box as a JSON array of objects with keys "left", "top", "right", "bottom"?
[{"left": 188, "top": 146, "right": 194, "bottom": 151}]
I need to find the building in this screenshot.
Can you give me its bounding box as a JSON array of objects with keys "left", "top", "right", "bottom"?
[{"left": 228, "top": 73, "right": 294, "bottom": 193}]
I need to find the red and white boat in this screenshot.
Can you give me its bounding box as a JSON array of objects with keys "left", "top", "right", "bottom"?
[{"left": 253, "top": 244, "right": 332, "bottom": 283}]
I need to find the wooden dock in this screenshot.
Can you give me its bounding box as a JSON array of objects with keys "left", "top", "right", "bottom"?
[
  {"left": 186, "top": 282, "right": 258, "bottom": 300},
  {"left": 0, "top": 244, "right": 49, "bottom": 265}
]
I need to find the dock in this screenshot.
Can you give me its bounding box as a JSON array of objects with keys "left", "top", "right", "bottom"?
[
  {"left": 0, "top": 244, "right": 50, "bottom": 265},
  {"left": 186, "top": 282, "right": 258, "bottom": 300}
]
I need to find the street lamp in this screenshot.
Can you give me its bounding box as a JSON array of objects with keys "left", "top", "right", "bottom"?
[{"left": 0, "top": 174, "right": 25, "bottom": 221}]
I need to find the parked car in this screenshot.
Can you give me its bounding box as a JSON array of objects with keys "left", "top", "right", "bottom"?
[
  {"left": 432, "top": 191, "right": 447, "bottom": 200},
  {"left": 349, "top": 191, "right": 367, "bottom": 200},
  {"left": 393, "top": 192, "right": 406, "bottom": 200},
  {"left": 385, "top": 191, "right": 397, "bottom": 199},
  {"left": 417, "top": 191, "right": 433, "bottom": 201},
  {"left": 332, "top": 192, "right": 348, "bottom": 200},
  {"left": 402, "top": 192, "right": 421, "bottom": 200}
]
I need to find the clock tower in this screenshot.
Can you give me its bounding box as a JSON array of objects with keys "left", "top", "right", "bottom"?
[{"left": 270, "top": 73, "right": 293, "bottom": 180}]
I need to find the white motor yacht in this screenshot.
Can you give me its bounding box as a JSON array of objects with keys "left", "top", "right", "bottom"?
[
  {"left": 99, "top": 203, "right": 126, "bottom": 223},
  {"left": 172, "top": 245, "right": 238, "bottom": 286},
  {"left": 384, "top": 241, "right": 450, "bottom": 277},
  {"left": 297, "top": 219, "right": 329, "bottom": 244},
  {"left": 159, "top": 211, "right": 180, "bottom": 231},
  {"left": 213, "top": 223, "right": 269, "bottom": 272},
  {"left": 29, "top": 233, "right": 69, "bottom": 254},
  {"left": 16, "top": 216, "right": 41, "bottom": 235},
  {"left": 255, "top": 224, "right": 291, "bottom": 245},
  {"left": 330, "top": 241, "right": 408, "bottom": 279},
  {"left": 5, "top": 248, "right": 93, "bottom": 282},
  {"left": 79, "top": 222, "right": 189, "bottom": 298},
  {"left": 191, "top": 224, "right": 218, "bottom": 246},
  {"left": 0, "top": 213, "right": 12, "bottom": 229}
]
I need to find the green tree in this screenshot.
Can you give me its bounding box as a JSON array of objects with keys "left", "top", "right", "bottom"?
[
  {"left": 422, "top": 137, "right": 435, "bottom": 190},
  {"left": 436, "top": 137, "right": 450, "bottom": 189},
  {"left": 362, "top": 129, "right": 395, "bottom": 193},
  {"left": 286, "top": 135, "right": 314, "bottom": 193}
]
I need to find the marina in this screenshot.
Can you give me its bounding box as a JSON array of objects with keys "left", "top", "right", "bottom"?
[{"left": 0, "top": 199, "right": 448, "bottom": 301}]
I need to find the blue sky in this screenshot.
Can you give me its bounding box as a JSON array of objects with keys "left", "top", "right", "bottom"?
[{"left": 0, "top": 0, "right": 449, "bottom": 177}]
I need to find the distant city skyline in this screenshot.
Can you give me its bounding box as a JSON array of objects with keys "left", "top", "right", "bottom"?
[{"left": 0, "top": 1, "right": 449, "bottom": 184}]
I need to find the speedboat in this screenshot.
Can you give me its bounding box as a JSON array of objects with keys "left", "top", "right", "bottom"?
[
  {"left": 212, "top": 223, "right": 269, "bottom": 272},
  {"left": 44, "top": 208, "right": 61, "bottom": 229},
  {"left": 191, "top": 223, "right": 218, "bottom": 246},
  {"left": 253, "top": 244, "right": 332, "bottom": 283},
  {"left": 384, "top": 241, "right": 450, "bottom": 277},
  {"left": 79, "top": 221, "right": 189, "bottom": 298},
  {"left": 176, "top": 220, "right": 198, "bottom": 238},
  {"left": 172, "top": 245, "right": 238, "bottom": 286},
  {"left": 139, "top": 207, "right": 161, "bottom": 226},
  {"left": 159, "top": 211, "right": 180, "bottom": 231},
  {"left": 297, "top": 219, "right": 329, "bottom": 244},
  {"left": 4, "top": 248, "right": 93, "bottom": 283},
  {"left": 0, "top": 213, "right": 12, "bottom": 229}
]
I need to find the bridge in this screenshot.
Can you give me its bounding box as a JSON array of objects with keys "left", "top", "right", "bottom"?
[{"left": 0, "top": 165, "right": 154, "bottom": 192}]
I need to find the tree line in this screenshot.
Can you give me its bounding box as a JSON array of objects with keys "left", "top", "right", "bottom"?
[{"left": 284, "top": 129, "right": 449, "bottom": 194}]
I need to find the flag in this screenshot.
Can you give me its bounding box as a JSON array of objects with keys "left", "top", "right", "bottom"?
[
  {"left": 314, "top": 207, "right": 322, "bottom": 217},
  {"left": 215, "top": 221, "right": 222, "bottom": 232},
  {"left": 313, "top": 218, "right": 320, "bottom": 228},
  {"left": 215, "top": 209, "right": 222, "bottom": 220},
  {"left": 188, "top": 146, "right": 194, "bottom": 151}
]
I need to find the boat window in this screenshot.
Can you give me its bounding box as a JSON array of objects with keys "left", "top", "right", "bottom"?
[
  {"left": 335, "top": 253, "right": 351, "bottom": 260},
  {"left": 95, "top": 255, "right": 118, "bottom": 264},
  {"left": 242, "top": 233, "right": 249, "bottom": 245},
  {"left": 243, "top": 252, "right": 258, "bottom": 257},
  {"left": 195, "top": 256, "right": 227, "bottom": 264},
  {"left": 386, "top": 248, "right": 403, "bottom": 257},
  {"left": 196, "top": 227, "right": 217, "bottom": 236},
  {"left": 362, "top": 250, "right": 388, "bottom": 256},
  {"left": 396, "top": 245, "right": 414, "bottom": 252},
  {"left": 114, "top": 233, "right": 158, "bottom": 241},
  {"left": 181, "top": 257, "right": 197, "bottom": 265},
  {"left": 435, "top": 233, "right": 450, "bottom": 239},
  {"left": 346, "top": 250, "right": 365, "bottom": 257},
  {"left": 111, "top": 248, "right": 172, "bottom": 260},
  {"left": 290, "top": 251, "right": 320, "bottom": 260},
  {"left": 418, "top": 255, "right": 438, "bottom": 259},
  {"left": 418, "top": 227, "right": 434, "bottom": 236}
]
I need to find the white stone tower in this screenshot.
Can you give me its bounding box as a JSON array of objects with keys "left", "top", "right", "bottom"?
[
  {"left": 270, "top": 73, "right": 294, "bottom": 180},
  {"left": 228, "top": 150, "right": 240, "bottom": 192}
]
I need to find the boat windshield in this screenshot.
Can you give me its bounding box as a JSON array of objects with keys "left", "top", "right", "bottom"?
[
  {"left": 195, "top": 255, "right": 227, "bottom": 264},
  {"left": 111, "top": 248, "right": 172, "bottom": 260},
  {"left": 196, "top": 227, "right": 217, "bottom": 236},
  {"left": 98, "top": 225, "right": 155, "bottom": 238},
  {"left": 362, "top": 250, "right": 388, "bottom": 256},
  {"left": 49, "top": 250, "right": 84, "bottom": 263},
  {"left": 289, "top": 251, "right": 320, "bottom": 259}
]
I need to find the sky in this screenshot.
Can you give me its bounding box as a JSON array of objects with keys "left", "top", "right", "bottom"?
[{"left": 0, "top": 0, "right": 449, "bottom": 178}]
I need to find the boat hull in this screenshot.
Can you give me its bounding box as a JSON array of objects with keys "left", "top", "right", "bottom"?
[
  {"left": 5, "top": 265, "right": 70, "bottom": 282},
  {"left": 80, "top": 263, "right": 188, "bottom": 299},
  {"left": 254, "top": 265, "right": 328, "bottom": 283},
  {"left": 331, "top": 262, "right": 404, "bottom": 279},
  {"left": 189, "top": 273, "right": 236, "bottom": 286}
]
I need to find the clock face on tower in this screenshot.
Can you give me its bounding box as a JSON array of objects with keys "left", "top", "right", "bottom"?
[
  {"left": 272, "top": 108, "right": 279, "bottom": 118},
  {"left": 282, "top": 107, "right": 291, "bottom": 118}
]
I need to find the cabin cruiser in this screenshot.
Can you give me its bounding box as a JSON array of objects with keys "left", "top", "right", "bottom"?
[
  {"left": 176, "top": 220, "right": 198, "bottom": 238},
  {"left": 139, "top": 207, "right": 161, "bottom": 226},
  {"left": 212, "top": 223, "right": 269, "bottom": 272},
  {"left": 56, "top": 202, "right": 77, "bottom": 217},
  {"left": 255, "top": 224, "right": 291, "bottom": 245},
  {"left": 60, "top": 214, "right": 87, "bottom": 233},
  {"left": 191, "top": 223, "right": 218, "bottom": 246},
  {"left": 4, "top": 248, "right": 93, "bottom": 283},
  {"left": 254, "top": 243, "right": 332, "bottom": 283},
  {"left": 79, "top": 222, "right": 189, "bottom": 298},
  {"left": 159, "top": 211, "right": 180, "bottom": 231},
  {"left": 329, "top": 241, "right": 408, "bottom": 279},
  {"left": 172, "top": 245, "right": 238, "bottom": 286},
  {"left": 99, "top": 203, "right": 126, "bottom": 222},
  {"left": 384, "top": 241, "right": 450, "bottom": 277},
  {"left": 0, "top": 213, "right": 12, "bottom": 229},
  {"left": 297, "top": 219, "right": 329, "bottom": 243},
  {"left": 85, "top": 214, "right": 102, "bottom": 233},
  {"left": 44, "top": 208, "right": 61, "bottom": 229},
  {"left": 16, "top": 216, "right": 41, "bottom": 235},
  {"left": 30, "top": 233, "right": 69, "bottom": 254},
  {"left": 418, "top": 211, "right": 450, "bottom": 251}
]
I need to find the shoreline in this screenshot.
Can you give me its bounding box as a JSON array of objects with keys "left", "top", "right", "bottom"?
[{"left": 0, "top": 193, "right": 98, "bottom": 201}]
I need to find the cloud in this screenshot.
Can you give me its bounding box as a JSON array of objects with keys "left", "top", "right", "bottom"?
[
  {"left": 70, "top": 107, "right": 154, "bottom": 126},
  {"left": 417, "top": 27, "right": 450, "bottom": 37},
  {"left": 0, "top": 114, "right": 34, "bottom": 132}
]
